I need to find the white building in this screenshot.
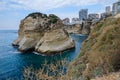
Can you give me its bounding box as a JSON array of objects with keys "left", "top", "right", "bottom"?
[
  {"left": 106, "top": 6, "right": 111, "bottom": 13},
  {"left": 113, "top": 0, "right": 120, "bottom": 15},
  {"left": 88, "top": 14, "right": 99, "bottom": 20},
  {"left": 79, "top": 9, "right": 88, "bottom": 20}
]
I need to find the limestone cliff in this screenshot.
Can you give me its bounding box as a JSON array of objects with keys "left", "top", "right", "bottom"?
[
  {"left": 64, "top": 22, "right": 91, "bottom": 34},
  {"left": 35, "top": 29, "right": 74, "bottom": 54},
  {"left": 68, "top": 17, "right": 120, "bottom": 79},
  {"left": 12, "top": 12, "right": 75, "bottom": 55}
]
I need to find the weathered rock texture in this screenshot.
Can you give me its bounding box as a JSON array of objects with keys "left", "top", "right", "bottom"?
[
  {"left": 12, "top": 12, "right": 75, "bottom": 55},
  {"left": 64, "top": 22, "right": 91, "bottom": 34}
]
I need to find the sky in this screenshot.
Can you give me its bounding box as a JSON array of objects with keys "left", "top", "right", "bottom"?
[{"left": 0, "top": 0, "right": 118, "bottom": 30}]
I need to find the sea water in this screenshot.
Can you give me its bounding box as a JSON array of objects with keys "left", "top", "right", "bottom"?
[{"left": 0, "top": 30, "right": 87, "bottom": 79}]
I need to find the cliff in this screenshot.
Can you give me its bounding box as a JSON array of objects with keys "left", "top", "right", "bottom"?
[
  {"left": 64, "top": 22, "right": 91, "bottom": 34},
  {"left": 68, "top": 16, "right": 120, "bottom": 79},
  {"left": 12, "top": 12, "right": 75, "bottom": 55}
]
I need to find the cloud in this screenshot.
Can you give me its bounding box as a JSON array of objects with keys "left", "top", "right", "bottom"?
[{"left": 0, "top": 0, "right": 117, "bottom": 11}]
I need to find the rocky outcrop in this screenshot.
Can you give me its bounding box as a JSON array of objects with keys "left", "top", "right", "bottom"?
[
  {"left": 64, "top": 22, "right": 91, "bottom": 34},
  {"left": 35, "top": 29, "right": 74, "bottom": 54},
  {"left": 114, "top": 13, "right": 120, "bottom": 18},
  {"left": 68, "top": 17, "right": 120, "bottom": 79},
  {"left": 64, "top": 24, "right": 81, "bottom": 34},
  {"left": 12, "top": 12, "right": 75, "bottom": 55}
]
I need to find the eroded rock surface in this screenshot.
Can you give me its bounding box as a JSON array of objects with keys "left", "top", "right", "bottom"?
[{"left": 13, "top": 12, "right": 75, "bottom": 55}]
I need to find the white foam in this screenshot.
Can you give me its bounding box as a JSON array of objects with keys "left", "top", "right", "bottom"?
[
  {"left": 33, "top": 52, "right": 46, "bottom": 56},
  {"left": 9, "top": 50, "right": 21, "bottom": 54}
]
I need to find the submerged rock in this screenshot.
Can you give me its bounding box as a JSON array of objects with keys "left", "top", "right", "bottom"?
[{"left": 12, "top": 12, "right": 75, "bottom": 55}]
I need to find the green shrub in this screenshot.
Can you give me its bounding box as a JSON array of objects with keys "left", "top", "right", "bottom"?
[
  {"left": 49, "top": 14, "right": 59, "bottom": 24},
  {"left": 25, "top": 12, "right": 47, "bottom": 19}
]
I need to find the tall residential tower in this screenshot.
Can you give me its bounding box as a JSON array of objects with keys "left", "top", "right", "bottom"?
[
  {"left": 113, "top": 0, "right": 120, "bottom": 15},
  {"left": 106, "top": 6, "right": 111, "bottom": 13},
  {"left": 79, "top": 9, "right": 88, "bottom": 20}
]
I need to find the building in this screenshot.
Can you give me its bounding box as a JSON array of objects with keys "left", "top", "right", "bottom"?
[
  {"left": 88, "top": 14, "right": 99, "bottom": 20},
  {"left": 71, "top": 18, "right": 82, "bottom": 24},
  {"left": 62, "top": 18, "right": 70, "bottom": 25},
  {"left": 113, "top": 0, "right": 120, "bottom": 15},
  {"left": 106, "top": 6, "right": 111, "bottom": 13},
  {"left": 105, "top": 6, "right": 112, "bottom": 17},
  {"left": 79, "top": 9, "right": 88, "bottom": 20},
  {"left": 101, "top": 13, "right": 106, "bottom": 19}
]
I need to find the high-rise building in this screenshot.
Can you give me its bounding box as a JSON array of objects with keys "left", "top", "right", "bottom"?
[
  {"left": 88, "top": 14, "right": 99, "bottom": 20},
  {"left": 62, "top": 18, "right": 70, "bottom": 25},
  {"left": 79, "top": 9, "right": 88, "bottom": 20},
  {"left": 106, "top": 6, "right": 111, "bottom": 13},
  {"left": 113, "top": 0, "right": 120, "bottom": 15}
]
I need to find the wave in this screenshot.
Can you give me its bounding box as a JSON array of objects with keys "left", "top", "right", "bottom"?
[
  {"left": 33, "top": 52, "right": 46, "bottom": 56},
  {"left": 9, "top": 50, "right": 21, "bottom": 54}
]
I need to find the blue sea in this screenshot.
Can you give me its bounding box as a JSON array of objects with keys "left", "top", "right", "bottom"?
[{"left": 0, "top": 30, "right": 87, "bottom": 79}]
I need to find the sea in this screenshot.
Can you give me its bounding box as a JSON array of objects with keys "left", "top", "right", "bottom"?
[{"left": 0, "top": 30, "right": 88, "bottom": 79}]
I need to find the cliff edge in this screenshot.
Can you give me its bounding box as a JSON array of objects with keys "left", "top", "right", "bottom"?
[{"left": 68, "top": 17, "right": 120, "bottom": 79}]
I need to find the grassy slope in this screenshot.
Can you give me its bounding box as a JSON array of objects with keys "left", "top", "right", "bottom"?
[
  {"left": 68, "top": 17, "right": 120, "bottom": 80},
  {"left": 91, "top": 72, "right": 120, "bottom": 80}
]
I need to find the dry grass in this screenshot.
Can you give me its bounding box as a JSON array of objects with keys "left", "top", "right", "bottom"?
[
  {"left": 91, "top": 72, "right": 120, "bottom": 80},
  {"left": 68, "top": 17, "right": 120, "bottom": 80},
  {"left": 22, "top": 59, "right": 75, "bottom": 80}
]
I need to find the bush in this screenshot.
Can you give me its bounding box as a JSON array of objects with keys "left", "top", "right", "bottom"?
[
  {"left": 22, "top": 59, "right": 73, "bottom": 80},
  {"left": 25, "top": 12, "right": 47, "bottom": 19},
  {"left": 49, "top": 14, "right": 59, "bottom": 24}
]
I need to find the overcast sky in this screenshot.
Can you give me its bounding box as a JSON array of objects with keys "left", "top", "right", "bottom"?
[{"left": 0, "top": 0, "right": 118, "bottom": 30}]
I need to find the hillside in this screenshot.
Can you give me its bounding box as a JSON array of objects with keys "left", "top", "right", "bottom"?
[{"left": 68, "top": 16, "right": 120, "bottom": 80}]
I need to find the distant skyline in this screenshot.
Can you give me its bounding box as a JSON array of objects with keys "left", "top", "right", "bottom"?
[{"left": 0, "top": 0, "right": 118, "bottom": 30}]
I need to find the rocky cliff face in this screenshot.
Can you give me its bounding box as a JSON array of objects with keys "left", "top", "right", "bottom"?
[
  {"left": 64, "top": 22, "right": 91, "bottom": 34},
  {"left": 68, "top": 17, "right": 120, "bottom": 79},
  {"left": 12, "top": 12, "right": 75, "bottom": 55}
]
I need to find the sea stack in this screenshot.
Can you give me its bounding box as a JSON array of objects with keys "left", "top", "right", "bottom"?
[{"left": 12, "top": 12, "right": 75, "bottom": 55}]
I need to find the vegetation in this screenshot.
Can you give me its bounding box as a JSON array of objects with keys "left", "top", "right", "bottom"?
[
  {"left": 25, "top": 12, "right": 47, "bottom": 19},
  {"left": 69, "top": 17, "right": 120, "bottom": 80},
  {"left": 48, "top": 14, "right": 59, "bottom": 24},
  {"left": 25, "top": 12, "right": 59, "bottom": 24},
  {"left": 91, "top": 72, "right": 120, "bottom": 80},
  {"left": 22, "top": 59, "right": 74, "bottom": 80}
]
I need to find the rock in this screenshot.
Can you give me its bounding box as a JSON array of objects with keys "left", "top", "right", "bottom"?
[
  {"left": 114, "top": 13, "right": 120, "bottom": 18},
  {"left": 12, "top": 12, "right": 75, "bottom": 54},
  {"left": 64, "top": 22, "right": 91, "bottom": 35},
  {"left": 80, "top": 22, "right": 91, "bottom": 34},
  {"left": 35, "top": 29, "right": 75, "bottom": 54},
  {"left": 64, "top": 24, "right": 81, "bottom": 34}
]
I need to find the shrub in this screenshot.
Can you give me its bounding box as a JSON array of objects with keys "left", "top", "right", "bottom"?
[
  {"left": 22, "top": 59, "right": 73, "bottom": 80},
  {"left": 25, "top": 12, "right": 47, "bottom": 19},
  {"left": 49, "top": 14, "right": 59, "bottom": 24}
]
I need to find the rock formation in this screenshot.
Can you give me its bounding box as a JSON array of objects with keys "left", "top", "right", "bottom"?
[
  {"left": 63, "top": 22, "right": 91, "bottom": 34},
  {"left": 12, "top": 12, "right": 75, "bottom": 55}
]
